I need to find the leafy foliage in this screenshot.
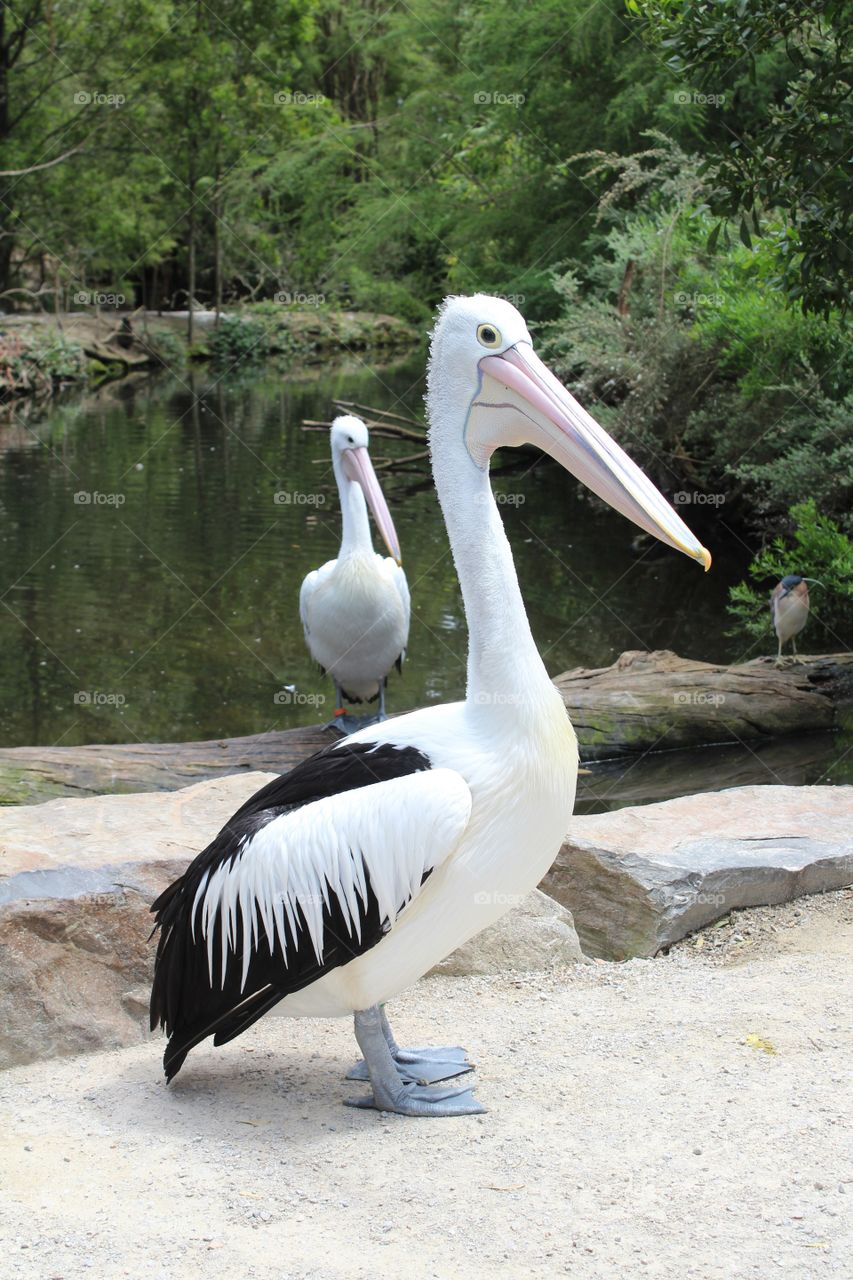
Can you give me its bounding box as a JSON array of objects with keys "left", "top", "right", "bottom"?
[
  {"left": 0, "top": 328, "right": 87, "bottom": 397},
  {"left": 638, "top": 0, "right": 852, "bottom": 314},
  {"left": 208, "top": 315, "right": 272, "bottom": 366},
  {"left": 540, "top": 134, "right": 852, "bottom": 532},
  {"left": 2, "top": 0, "right": 849, "bottom": 539}
]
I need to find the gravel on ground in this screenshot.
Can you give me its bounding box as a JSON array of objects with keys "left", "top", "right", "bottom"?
[{"left": 1, "top": 890, "right": 850, "bottom": 1280}]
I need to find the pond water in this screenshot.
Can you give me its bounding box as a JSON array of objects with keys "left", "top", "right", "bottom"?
[{"left": 1, "top": 350, "right": 850, "bottom": 799}]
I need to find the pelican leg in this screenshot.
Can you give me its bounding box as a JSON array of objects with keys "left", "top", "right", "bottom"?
[
  {"left": 377, "top": 679, "right": 387, "bottom": 721},
  {"left": 346, "top": 1005, "right": 473, "bottom": 1084},
  {"left": 326, "top": 682, "right": 362, "bottom": 736},
  {"left": 344, "top": 1006, "right": 485, "bottom": 1117}
]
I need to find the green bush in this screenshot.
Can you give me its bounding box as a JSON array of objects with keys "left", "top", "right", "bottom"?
[
  {"left": 144, "top": 326, "right": 186, "bottom": 371},
  {"left": 0, "top": 327, "right": 86, "bottom": 396},
  {"left": 208, "top": 314, "right": 271, "bottom": 366},
  {"left": 539, "top": 138, "right": 852, "bottom": 531},
  {"left": 343, "top": 269, "right": 431, "bottom": 326}
]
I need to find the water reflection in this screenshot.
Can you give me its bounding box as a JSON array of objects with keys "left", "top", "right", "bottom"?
[{"left": 0, "top": 353, "right": 812, "bottom": 773}]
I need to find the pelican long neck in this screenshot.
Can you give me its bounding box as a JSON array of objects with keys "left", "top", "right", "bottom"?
[
  {"left": 430, "top": 427, "right": 552, "bottom": 708},
  {"left": 333, "top": 454, "right": 372, "bottom": 558}
]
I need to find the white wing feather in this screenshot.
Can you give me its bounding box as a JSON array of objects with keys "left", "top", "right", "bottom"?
[
  {"left": 389, "top": 560, "right": 410, "bottom": 656},
  {"left": 299, "top": 566, "right": 323, "bottom": 641},
  {"left": 193, "top": 768, "right": 472, "bottom": 991}
]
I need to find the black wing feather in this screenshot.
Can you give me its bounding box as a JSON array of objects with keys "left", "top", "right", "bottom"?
[{"left": 149, "top": 741, "right": 431, "bottom": 1080}]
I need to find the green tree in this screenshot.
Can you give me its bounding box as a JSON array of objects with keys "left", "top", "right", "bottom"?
[{"left": 636, "top": 0, "right": 852, "bottom": 314}]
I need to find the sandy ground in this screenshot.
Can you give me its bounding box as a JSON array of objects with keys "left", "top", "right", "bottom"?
[{"left": 1, "top": 891, "right": 851, "bottom": 1280}]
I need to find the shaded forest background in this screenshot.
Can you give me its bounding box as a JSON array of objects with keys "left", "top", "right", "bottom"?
[{"left": 1, "top": 0, "right": 851, "bottom": 547}]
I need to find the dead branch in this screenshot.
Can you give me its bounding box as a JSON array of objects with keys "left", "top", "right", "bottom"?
[
  {"left": 0, "top": 142, "right": 86, "bottom": 176},
  {"left": 331, "top": 398, "right": 425, "bottom": 432},
  {"left": 303, "top": 416, "right": 425, "bottom": 443},
  {"left": 372, "top": 449, "right": 429, "bottom": 470}
]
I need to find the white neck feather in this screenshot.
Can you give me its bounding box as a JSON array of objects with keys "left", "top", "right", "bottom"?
[
  {"left": 333, "top": 454, "right": 372, "bottom": 559},
  {"left": 428, "top": 418, "right": 554, "bottom": 713}
]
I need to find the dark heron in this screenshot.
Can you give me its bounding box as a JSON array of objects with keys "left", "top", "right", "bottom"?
[{"left": 770, "top": 574, "right": 822, "bottom": 663}]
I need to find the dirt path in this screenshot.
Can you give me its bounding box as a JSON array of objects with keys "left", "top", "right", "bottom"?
[{"left": 1, "top": 892, "right": 851, "bottom": 1280}]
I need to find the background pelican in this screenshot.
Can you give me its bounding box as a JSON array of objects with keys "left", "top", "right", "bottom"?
[
  {"left": 771, "top": 574, "right": 820, "bottom": 663},
  {"left": 150, "top": 296, "right": 710, "bottom": 1118},
  {"left": 299, "top": 415, "right": 410, "bottom": 731}
]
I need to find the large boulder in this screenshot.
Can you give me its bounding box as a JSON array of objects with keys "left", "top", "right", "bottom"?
[
  {"left": 0, "top": 775, "right": 581, "bottom": 1069},
  {"left": 429, "top": 889, "right": 585, "bottom": 976},
  {"left": 0, "top": 773, "right": 274, "bottom": 1070},
  {"left": 543, "top": 784, "right": 853, "bottom": 960}
]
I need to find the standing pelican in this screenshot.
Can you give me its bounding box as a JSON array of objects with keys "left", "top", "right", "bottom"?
[
  {"left": 150, "top": 296, "right": 711, "bottom": 1117},
  {"left": 771, "top": 574, "right": 820, "bottom": 663},
  {"left": 300, "top": 415, "right": 410, "bottom": 731}
]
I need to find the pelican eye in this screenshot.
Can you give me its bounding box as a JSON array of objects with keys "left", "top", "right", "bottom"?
[
  {"left": 476, "top": 323, "right": 501, "bottom": 348},
  {"left": 347, "top": 436, "right": 354, "bottom": 445}
]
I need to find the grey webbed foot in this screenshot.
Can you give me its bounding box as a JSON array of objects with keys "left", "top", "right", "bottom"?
[
  {"left": 345, "top": 1005, "right": 485, "bottom": 1117},
  {"left": 346, "top": 1049, "right": 473, "bottom": 1085},
  {"left": 346, "top": 1008, "right": 472, "bottom": 1083},
  {"left": 325, "top": 712, "right": 371, "bottom": 736},
  {"left": 344, "top": 1081, "right": 486, "bottom": 1117}
]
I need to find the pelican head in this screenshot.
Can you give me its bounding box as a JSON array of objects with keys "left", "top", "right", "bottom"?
[
  {"left": 428, "top": 294, "right": 711, "bottom": 570},
  {"left": 330, "top": 414, "right": 401, "bottom": 563}
]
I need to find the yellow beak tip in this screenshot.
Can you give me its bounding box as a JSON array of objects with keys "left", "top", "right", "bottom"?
[{"left": 699, "top": 547, "right": 712, "bottom": 572}]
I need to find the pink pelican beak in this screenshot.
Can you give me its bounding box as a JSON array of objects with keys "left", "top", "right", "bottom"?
[
  {"left": 475, "top": 344, "right": 712, "bottom": 571},
  {"left": 342, "top": 446, "right": 402, "bottom": 564}
]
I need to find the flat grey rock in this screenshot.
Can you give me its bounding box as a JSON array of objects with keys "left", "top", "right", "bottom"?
[{"left": 543, "top": 784, "right": 853, "bottom": 959}]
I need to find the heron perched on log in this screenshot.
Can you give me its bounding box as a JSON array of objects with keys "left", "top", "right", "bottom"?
[
  {"left": 771, "top": 574, "right": 821, "bottom": 664},
  {"left": 149, "top": 296, "right": 710, "bottom": 1118},
  {"left": 300, "top": 416, "right": 410, "bottom": 733}
]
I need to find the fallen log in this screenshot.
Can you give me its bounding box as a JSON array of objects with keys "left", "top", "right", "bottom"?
[
  {"left": 0, "top": 651, "right": 850, "bottom": 807},
  {"left": 556, "top": 649, "right": 853, "bottom": 759},
  {"left": 0, "top": 724, "right": 336, "bottom": 806}
]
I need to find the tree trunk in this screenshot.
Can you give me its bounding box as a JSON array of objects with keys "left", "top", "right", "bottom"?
[
  {"left": 187, "top": 174, "right": 196, "bottom": 346},
  {"left": 213, "top": 164, "right": 222, "bottom": 325}
]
